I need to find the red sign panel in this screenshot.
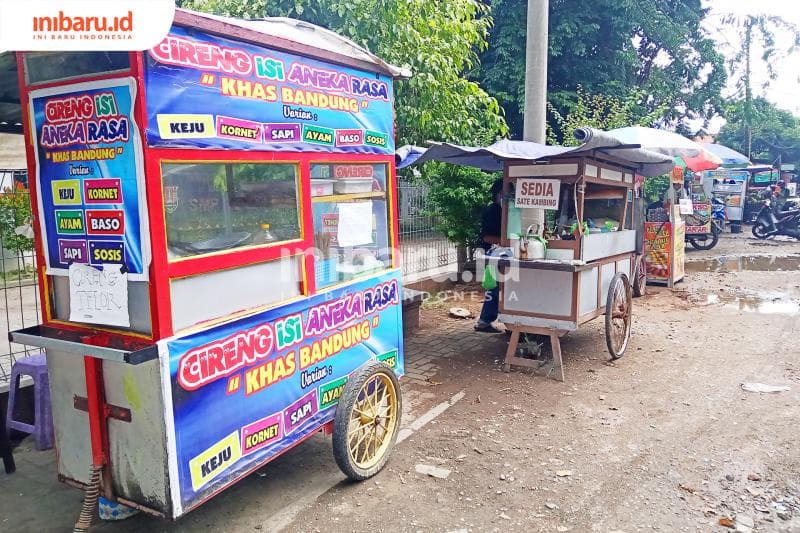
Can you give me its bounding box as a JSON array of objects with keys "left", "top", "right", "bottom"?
[
  {"left": 85, "top": 210, "right": 125, "bottom": 235},
  {"left": 332, "top": 164, "right": 373, "bottom": 179},
  {"left": 335, "top": 129, "right": 364, "bottom": 147},
  {"left": 83, "top": 178, "right": 123, "bottom": 204}
]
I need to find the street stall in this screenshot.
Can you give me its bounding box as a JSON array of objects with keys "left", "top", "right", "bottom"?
[
  {"left": 643, "top": 167, "right": 686, "bottom": 286},
  {"left": 9, "top": 9, "right": 407, "bottom": 524},
  {"left": 415, "top": 129, "right": 673, "bottom": 381},
  {"left": 702, "top": 168, "right": 749, "bottom": 232}
]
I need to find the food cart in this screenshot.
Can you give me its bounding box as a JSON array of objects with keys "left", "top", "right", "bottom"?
[
  {"left": 416, "top": 129, "right": 673, "bottom": 381},
  {"left": 10, "top": 9, "right": 406, "bottom": 524},
  {"left": 702, "top": 168, "right": 749, "bottom": 232}
]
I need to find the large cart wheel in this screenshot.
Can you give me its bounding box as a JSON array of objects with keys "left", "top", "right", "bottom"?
[
  {"left": 632, "top": 254, "right": 646, "bottom": 297},
  {"left": 605, "top": 273, "right": 632, "bottom": 360},
  {"left": 332, "top": 360, "right": 402, "bottom": 481}
]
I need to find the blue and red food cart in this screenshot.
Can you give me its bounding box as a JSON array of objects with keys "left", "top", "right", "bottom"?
[{"left": 11, "top": 9, "right": 406, "bottom": 521}]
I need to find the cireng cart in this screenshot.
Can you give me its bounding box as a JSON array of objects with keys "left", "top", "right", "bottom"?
[
  {"left": 418, "top": 130, "right": 673, "bottom": 380},
  {"left": 11, "top": 9, "right": 407, "bottom": 521}
]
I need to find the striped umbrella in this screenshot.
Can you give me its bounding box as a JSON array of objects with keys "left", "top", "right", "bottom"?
[{"left": 607, "top": 127, "right": 722, "bottom": 172}]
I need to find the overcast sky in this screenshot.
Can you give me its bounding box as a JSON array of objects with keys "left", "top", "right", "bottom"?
[{"left": 704, "top": 0, "right": 800, "bottom": 116}]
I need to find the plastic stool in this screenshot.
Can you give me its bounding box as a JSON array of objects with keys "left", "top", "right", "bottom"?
[{"left": 6, "top": 353, "right": 54, "bottom": 451}]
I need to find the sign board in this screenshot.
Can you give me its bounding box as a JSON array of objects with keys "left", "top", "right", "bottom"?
[
  {"left": 68, "top": 263, "right": 129, "bottom": 327},
  {"left": 678, "top": 199, "right": 694, "bottom": 215},
  {"left": 514, "top": 179, "right": 561, "bottom": 210},
  {"left": 144, "top": 26, "right": 395, "bottom": 155},
  {"left": 162, "top": 271, "right": 404, "bottom": 513},
  {"left": 684, "top": 202, "right": 711, "bottom": 234},
  {"left": 30, "top": 78, "right": 150, "bottom": 280}
]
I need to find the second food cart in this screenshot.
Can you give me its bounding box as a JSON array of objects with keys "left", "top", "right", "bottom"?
[{"left": 417, "top": 129, "right": 673, "bottom": 380}]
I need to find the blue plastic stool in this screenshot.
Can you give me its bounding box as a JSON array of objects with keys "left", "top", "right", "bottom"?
[{"left": 6, "top": 353, "right": 54, "bottom": 451}]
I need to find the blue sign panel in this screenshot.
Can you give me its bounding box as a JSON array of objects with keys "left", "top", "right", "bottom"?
[
  {"left": 30, "top": 78, "right": 149, "bottom": 279},
  {"left": 145, "top": 26, "right": 395, "bottom": 154},
  {"left": 165, "top": 272, "right": 404, "bottom": 511}
]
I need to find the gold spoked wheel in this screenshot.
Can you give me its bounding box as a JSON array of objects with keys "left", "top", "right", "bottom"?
[
  {"left": 332, "top": 360, "right": 402, "bottom": 481},
  {"left": 605, "top": 272, "right": 632, "bottom": 360}
]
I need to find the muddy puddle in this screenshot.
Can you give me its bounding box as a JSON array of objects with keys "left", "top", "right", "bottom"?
[
  {"left": 686, "top": 254, "right": 800, "bottom": 273},
  {"left": 701, "top": 293, "right": 800, "bottom": 314}
]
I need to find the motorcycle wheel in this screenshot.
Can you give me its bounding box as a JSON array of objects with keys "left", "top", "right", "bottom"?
[
  {"left": 688, "top": 231, "right": 719, "bottom": 251},
  {"left": 751, "top": 222, "right": 770, "bottom": 240}
]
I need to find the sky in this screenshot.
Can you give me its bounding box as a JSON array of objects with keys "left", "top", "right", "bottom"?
[{"left": 704, "top": 0, "right": 800, "bottom": 117}]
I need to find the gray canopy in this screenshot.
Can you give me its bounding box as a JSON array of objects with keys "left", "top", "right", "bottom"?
[{"left": 412, "top": 128, "right": 675, "bottom": 177}]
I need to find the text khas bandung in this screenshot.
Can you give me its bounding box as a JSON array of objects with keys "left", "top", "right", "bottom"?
[{"left": 178, "top": 280, "right": 398, "bottom": 391}]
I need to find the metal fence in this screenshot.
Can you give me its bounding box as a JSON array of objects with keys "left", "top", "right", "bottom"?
[
  {"left": 1, "top": 171, "right": 40, "bottom": 390},
  {"left": 397, "top": 177, "right": 458, "bottom": 280}
]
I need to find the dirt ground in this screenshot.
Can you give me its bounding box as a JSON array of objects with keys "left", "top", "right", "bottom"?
[
  {"left": 3, "top": 232, "right": 800, "bottom": 532},
  {"left": 279, "top": 232, "right": 800, "bottom": 533}
]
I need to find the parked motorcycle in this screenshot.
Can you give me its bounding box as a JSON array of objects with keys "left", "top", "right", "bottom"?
[
  {"left": 686, "top": 197, "right": 726, "bottom": 250},
  {"left": 751, "top": 198, "right": 800, "bottom": 240}
]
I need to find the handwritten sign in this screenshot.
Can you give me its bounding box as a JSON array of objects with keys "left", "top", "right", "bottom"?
[
  {"left": 514, "top": 179, "right": 561, "bottom": 210},
  {"left": 69, "top": 263, "right": 130, "bottom": 327}
]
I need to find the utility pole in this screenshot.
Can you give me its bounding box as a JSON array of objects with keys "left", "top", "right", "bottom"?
[
  {"left": 523, "top": 0, "right": 549, "bottom": 144},
  {"left": 522, "top": 0, "right": 549, "bottom": 231}
]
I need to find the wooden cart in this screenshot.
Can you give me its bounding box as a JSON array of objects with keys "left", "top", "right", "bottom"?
[{"left": 492, "top": 156, "right": 639, "bottom": 381}]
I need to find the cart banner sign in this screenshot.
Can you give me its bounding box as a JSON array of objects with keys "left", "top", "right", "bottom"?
[
  {"left": 644, "top": 222, "right": 671, "bottom": 282},
  {"left": 515, "top": 179, "right": 561, "bottom": 209},
  {"left": 144, "top": 26, "right": 395, "bottom": 155},
  {"left": 163, "top": 271, "right": 404, "bottom": 512},
  {"left": 30, "top": 78, "right": 150, "bottom": 280},
  {"left": 684, "top": 202, "right": 711, "bottom": 234}
]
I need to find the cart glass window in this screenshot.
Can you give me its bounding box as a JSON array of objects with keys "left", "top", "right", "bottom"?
[
  {"left": 161, "top": 162, "right": 301, "bottom": 259},
  {"left": 24, "top": 52, "right": 130, "bottom": 85},
  {"left": 310, "top": 163, "right": 393, "bottom": 289}
]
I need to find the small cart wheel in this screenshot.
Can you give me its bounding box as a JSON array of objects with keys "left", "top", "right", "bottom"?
[
  {"left": 332, "top": 360, "right": 402, "bottom": 481},
  {"left": 605, "top": 272, "right": 632, "bottom": 360},
  {"left": 632, "top": 254, "right": 647, "bottom": 298}
]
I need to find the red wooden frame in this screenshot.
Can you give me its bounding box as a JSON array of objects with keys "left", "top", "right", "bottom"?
[{"left": 16, "top": 49, "right": 400, "bottom": 342}]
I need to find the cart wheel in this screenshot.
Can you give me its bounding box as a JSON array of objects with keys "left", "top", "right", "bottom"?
[
  {"left": 632, "top": 255, "right": 646, "bottom": 297},
  {"left": 605, "top": 273, "right": 632, "bottom": 360},
  {"left": 332, "top": 360, "right": 402, "bottom": 481}
]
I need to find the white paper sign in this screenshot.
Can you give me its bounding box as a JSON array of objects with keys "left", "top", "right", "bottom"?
[
  {"left": 337, "top": 201, "right": 373, "bottom": 247},
  {"left": 69, "top": 263, "right": 130, "bottom": 328},
  {"left": 515, "top": 179, "right": 561, "bottom": 209},
  {"left": 678, "top": 199, "right": 694, "bottom": 215}
]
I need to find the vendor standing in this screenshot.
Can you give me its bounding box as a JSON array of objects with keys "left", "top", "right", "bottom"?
[{"left": 475, "top": 179, "right": 504, "bottom": 333}]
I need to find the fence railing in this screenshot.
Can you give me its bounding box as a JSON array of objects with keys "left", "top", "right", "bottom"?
[
  {"left": 1, "top": 176, "right": 40, "bottom": 390},
  {"left": 397, "top": 178, "right": 458, "bottom": 280}
]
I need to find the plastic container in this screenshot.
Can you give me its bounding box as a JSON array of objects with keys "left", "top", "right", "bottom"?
[
  {"left": 315, "top": 257, "right": 339, "bottom": 287},
  {"left": 310, "top": 179, "right": 334, "bottom": 197},
  {"left": 334, "top": 179, "right": 373, "bottom": 194}
]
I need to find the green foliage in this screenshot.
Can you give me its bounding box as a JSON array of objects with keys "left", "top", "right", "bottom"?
[
  {"left": 422, "top": 163, "right": 498, "bottom": 248},
  {"left": 180, "top": 0, "right": 507, "bottom": 146},
  {"left": 478, "top": 0, "right": 727, "bottom": 139},
  {"left": 718, "top": 98, "right": 800, "bottom": 167},
  {"left": 0, "top": 189, "right": 34, "bottom": 254},
  {"left": 643, "top": 175, "right": 670, "bottom": 204},
  {"left": 718, "top": 14, "right": 800, "bottom": 157},
  {"left": 546, "top": 87, "right": 667, "bottom": 146}
]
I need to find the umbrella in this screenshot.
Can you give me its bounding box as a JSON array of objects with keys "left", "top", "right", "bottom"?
[
  {"left": 607, "top": 126, "right": 722, "bottom": 172},
  {"left": 700, "top": 143, "right": 751, "bottom": 166}
]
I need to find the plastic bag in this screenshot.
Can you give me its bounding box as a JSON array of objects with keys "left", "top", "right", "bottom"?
[{"left": 482, "top": 264, "right": 497, "bottom": 290}]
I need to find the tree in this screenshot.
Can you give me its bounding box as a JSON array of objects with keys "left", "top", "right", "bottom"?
[
  {"left": 179, "top": 0, "right": 507, "bottom": 146},
  {"left": 478, "top": 0, "right": 727, "bottom": 140},
  {"left": 718, "top": 14, "right": 800, "bottom": 158},
  {"left": 718, "top": 98, "right": 800, "bottom": 167},
  {"left": 546, "top": 86, "right": 667, "bottom": 146}
]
